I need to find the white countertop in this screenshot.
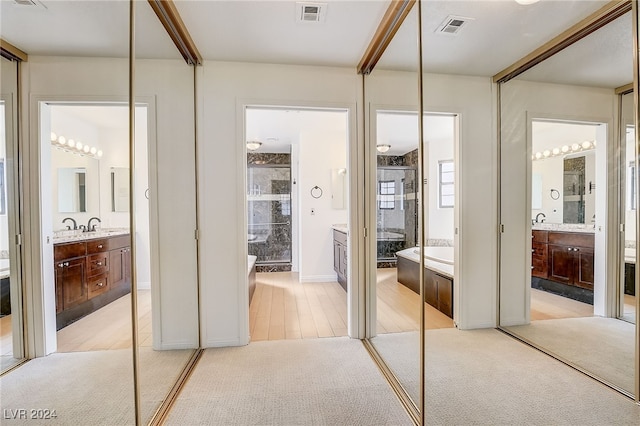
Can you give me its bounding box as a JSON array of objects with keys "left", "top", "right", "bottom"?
[
  {"left": 332, "top": 224, "right": 348, "bottom": 234},
  {"left": 0, "top": 259, "right": 9, "bottom": 279},
  {"left": 532, "top": 223, "right": 595, "bottom": 234},
  {"left": 52, "top": 228, "right": 130, "bottom": 244},
  {"left": 625, "top": 248, "right": 636, "bottom": 264},
  {"left": 396, "top": 246, "right": 454, "bottom": 279}
]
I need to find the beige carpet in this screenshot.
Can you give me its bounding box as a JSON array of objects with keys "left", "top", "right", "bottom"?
[
  {"left": 0, "top": 347, "right": 193, "bottom": 425},
  {"left": 166, "top": 337, "right": 412, "bottom": 425},
  {"left": 370, "top": 328, "right": 640, "bottom": 425},
  {"left": 507, "top": 317, "right": 635, "bottom": 394}
]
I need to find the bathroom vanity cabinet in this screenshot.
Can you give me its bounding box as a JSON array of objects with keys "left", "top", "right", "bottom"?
[
  {"left": 531, "top": 229, "right": 595, "bottom": 300},
  {"left": 333, "top": 229, "right": 347, "bottom": 291},
  {"left": 54, "top": 234, "right": 131, "bottom": 329}
]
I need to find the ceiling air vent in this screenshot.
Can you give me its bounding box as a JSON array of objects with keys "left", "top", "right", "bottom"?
[
  {"left": 12, "top": 0, "right": 46, "bottom": 8},
  {"left": 435, "top": 15, "right": 474, "bottom": 36},
  {"left": 296, "top": 2, "right": 327, "bottom": 23}
]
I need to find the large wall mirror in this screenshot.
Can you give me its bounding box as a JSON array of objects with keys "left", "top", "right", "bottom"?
[
  {"left": 499, "top": 6, "right": 637, "bottom": 399},
  {"left": 364, "top": 5, "right": 422, "bottom": 417},
  {"left": 0, "top": 0, "right": 136, "bottom": 423},
  {"left": 134, "top": 1, "right": 200, "bottom": 423}
]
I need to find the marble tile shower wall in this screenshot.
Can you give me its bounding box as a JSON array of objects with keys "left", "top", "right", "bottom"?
[
  {"left": 247, "top": 153, "right": 292, "bottom": 270},
  {"left": 377, "top": 150, "right": 418, "bottom": 267}
]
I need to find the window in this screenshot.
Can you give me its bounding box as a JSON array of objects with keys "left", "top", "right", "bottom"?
[
  {"left": 439, "top": 160, "right": 454, "bottom": 208},
  {"left": 378, "top": 180, "right": 395, "bottom": 210}
]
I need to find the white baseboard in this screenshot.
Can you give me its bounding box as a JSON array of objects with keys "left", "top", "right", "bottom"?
[
  {"left": 203, "top": 338, "right": 247, "bottom": 348},
  {"left": 300, "top": 274, "right": 337, "bottom": 283},
  {"left": 136, "top": 281, "right": 151, "bottom": 290},
  {"left": 153, "top": 341, "right": 198, "bottom": 351}
]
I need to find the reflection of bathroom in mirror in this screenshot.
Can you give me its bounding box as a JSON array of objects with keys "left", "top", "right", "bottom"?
[
  {"left": 111, "top": 167, "right": 129, "bottom": 212},
  {"left": 57, "top": 167, "right": 87, "bottom": 213},
  {"left": 501, "top": 7, "right": 636, "bottom": 399},
  {"left": 531, "top": 120, "right": 600, "bottom": 226},
  {"left": 331, "top": 168, "right": 347, "bottom": 209}
]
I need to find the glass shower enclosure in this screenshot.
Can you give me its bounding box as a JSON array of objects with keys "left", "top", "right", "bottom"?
[
  {"left": 376, "top": 166, "right": 418, "bottom": 265},
  {"left": 247, "top": 163, "right": 292, "bottom": 269}
]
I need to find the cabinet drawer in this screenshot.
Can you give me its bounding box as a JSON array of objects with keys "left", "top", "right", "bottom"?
[
  {"left": 87, "top": 239, "right": 109, "bottom": 254},
  {"left": 109, "top": 235, "right": 131, "bottom": 250},
  {"left": 54, "top": 242, "right": 86, "bottom": 262},
  {"left": 548, "top": 231, "right": 594, "bottom": 248},
  {"left": 532, "top": 242, "right": 547, "bottom": 258},
  {"left": 87, "top": 252, "right": 109, "bottom": 277},
  {"left": 333, "top": 229, "right": 347, "bottom": 245},
  {"left": 87, "top": 273, "right": 110, "bottom": 299},
  {"left": 532, "top": 230, "right": 548, "bottom": 243}
]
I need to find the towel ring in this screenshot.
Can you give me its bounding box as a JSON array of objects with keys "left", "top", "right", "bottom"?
[
  {"left": 310, "top": 186, "right": 323, "bottom": 199},
  {"left": 550, "top": 189, "right": 560, "bottom": 200},
  {"left": 145, "top": 188, "right": 150, "bottom": 200}
]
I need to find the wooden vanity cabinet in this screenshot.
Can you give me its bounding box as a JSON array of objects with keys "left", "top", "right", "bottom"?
[
  {"left": 547, "top": 231, "right": 594, "bottom": 290},
  {"left": 532, "top": 230, "right": 548, "bottom": 278},
  {"left": 333, "top": 229, "right": 347, "bottom": 292},
  {"left": 54, "top": 234, "right": 131, "bottom": 329}
]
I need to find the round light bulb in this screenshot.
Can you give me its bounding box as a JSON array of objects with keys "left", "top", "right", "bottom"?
[
  {"left": 581, "top": 141, "right": 592, "bottom": 149},
  {"left": 90, "top": 147, "right": 97, "bottom": 155},
  {"left": 571, "top": 143, "right": 580, "bottom": 151},
  {"left": 552, "top": 148, "right": 560, "bottom": 155},
  {"left": 57, "top": 136, "right": 66, "bottom": 146},
  {"left": 593, "top": 141, "right": 597, "bottom": 147},
  {"left": 561, "top": 145, "right": 569, "bottom": 153},
  {"left": 83, "top": 145, "right": 90, "bottom": 153},
  {"left": 75, "top": 142, "right": 83, "bottom": 151},
  {"left": 543, "top": 150, "right": 551, "bottom": 157},
  {"left": 51, "top": 132, "right": 58, "bottom": 142},
  {"left": 535, "top": 152, "right": 542, "bottom": 159},
  {"left": 67, "top": 139, "right": 75, "bottom": 148},
  {"left": 97, "top": 150, "right": 103, "bottom": 157}
]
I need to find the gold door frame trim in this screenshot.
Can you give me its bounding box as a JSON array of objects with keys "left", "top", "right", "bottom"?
[
  {"left": 616, "top": 82, "right": 634, "bottom": 94},
  {"left": 632, "top": 0, "right": 640, "bottom": 405},
  {"left": 357, "top": 0, "right": 415, "bottom": 75},
  {"left": 0, "top": 39, "right": 27, "bottom": 62},
  {"left": 148, "top": 0, "right": 202, "bottom": 65},
  {"left": 493, "top": 0, "right": 631, "bottom": 84}
]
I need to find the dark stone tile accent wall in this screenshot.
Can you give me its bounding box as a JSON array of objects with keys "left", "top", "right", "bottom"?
[
  {"left": 256, "top": 264, "right": 292, "bottom": 273},
  {"left": 248, "top": 159, "right": 292, "bottom": 269},
  {"left": 248, "top": 153, "right": 291, "bottom": 165},
  {"left": 377, "top": 155, "right": 406, "bottom": 167},
  {"left": 404, "top": 149, "right": 419, "bottom": 167}
]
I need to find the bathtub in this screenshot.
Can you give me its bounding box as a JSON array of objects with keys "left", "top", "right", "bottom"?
[
  {"left": 395, "top": 246, "right": 454, "bottom": 318},
  {"left": 377, "top": 231, "right": 405, "bottom": 241}
]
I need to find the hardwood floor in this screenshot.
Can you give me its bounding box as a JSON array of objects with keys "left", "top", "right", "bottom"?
[
  {"left": 249, "top": 269, "right": 454, "bottom": 342},
  {"left": 56, "top": 290, "right": 152, "bottom": 352},
  {"left": 530, "top": 288, "right": 594, "bottom": 321}
]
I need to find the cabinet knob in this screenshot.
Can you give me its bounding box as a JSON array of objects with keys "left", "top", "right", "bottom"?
[
  {"left": 97, "top": 282, "right": 104, "bottom": 287},
  {"left": 531, "top": 266, "right": 534, "bottom": 270},
  {"left": 64, "top": 262, "right": 69, "bottom": 267},
  {"left": 58, "top": 263, "right": 64, "bottom": 268},
  {"left": 96, "top": 261, "right": 103, "bottom": 266},
  {"left": 568, "top": 247, "right": 573, "bottom": 251},
  {"left": 97, "top": 244, "right": 103, "bottom": 249},
  {"left": 574, "top": 248, "right": 579, "bottom": 252}
]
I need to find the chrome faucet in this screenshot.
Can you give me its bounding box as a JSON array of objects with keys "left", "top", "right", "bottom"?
[
  {"left": 87, "top": 217, "right": 101, "bottom": 232},
  {"left": 62, "top": 217, "right": 77, "bottom": 230},
  {"left": 535, "top": 212, "right": 546, "bottom": 223}
]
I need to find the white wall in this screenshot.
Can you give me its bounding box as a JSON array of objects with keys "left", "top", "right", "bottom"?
[
  {"left": 298, "top": 110, "right": 348, "bottom": 282},
  {"left": 198, "top": 61, "right": 359, "bottom": 347},
  {"left": 366, "top": 70, "right": 496, "bottom": 330},
  {"left": 499, "top": 79, "right": 616, "bottom": 326},
  {"left": 426, "top": 118, "right": 455, "bottom": 241},
  {"left": 21, "top": 56, "right": 198, "bottom": 353}
]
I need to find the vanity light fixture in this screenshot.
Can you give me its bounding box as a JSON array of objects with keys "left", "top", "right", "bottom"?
[
  {"left": 533, "top": 140, "right": 596, "bottom": 161},
  {"left": 50, "top": 132, "right": 103, "bottom": 159},
  {"left": 377, "top": 144, "right": 391, "bottom": 153},
  {"left": 514, "top": 0, "right": 540, "bottom": 5},
  {"left": 246, "top": 141, "right": 262, "bottom": 151}
]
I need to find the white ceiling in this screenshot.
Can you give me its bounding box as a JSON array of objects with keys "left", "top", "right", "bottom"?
[{"left": 1, "top": 0, "right": 632, "bottom": 146}]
